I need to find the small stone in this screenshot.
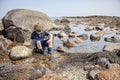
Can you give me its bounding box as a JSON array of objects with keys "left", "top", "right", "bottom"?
[{"left": 56, "top": 46, "right": 64, "bottom": 52}]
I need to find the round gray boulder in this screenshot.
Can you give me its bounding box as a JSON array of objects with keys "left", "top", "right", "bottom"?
[
  {"left": 9, "top": 46, "right": 32, "bottom": 60},
  {"left": 2, "top": 9, "right": 53, "bottom": 31}
]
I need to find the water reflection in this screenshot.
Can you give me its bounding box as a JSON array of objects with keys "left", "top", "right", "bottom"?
[{"left": 51, "top": 24, "right": 120, "bottom": 53}]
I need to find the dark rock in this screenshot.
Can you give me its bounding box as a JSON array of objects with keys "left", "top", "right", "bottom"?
[
  {"left": 116, "top": 50, "right": 120, "bottom": 57},
  {"left": 90, "top": 31, "right": 103, "bottom": 42},
  {"left": 90, "top": 34, "right": 101, "bottom": 42},
  {"left": 63, "top": 39, "right": 75, "bottom": 48},
  {"left": 95, "top": 26, "right": 103, "bottom": 31},
  {"left": 56, "top": 46, "right": 64, "bottom": 52},
  {"left": 4, "top": 26, "right": 25, "bottom": 43},
  {"left": 60, "top": 18, "right": 70, "bottom": 24},
  {"left": 97, "top": 57, "right": 110, "bottom": 68}
]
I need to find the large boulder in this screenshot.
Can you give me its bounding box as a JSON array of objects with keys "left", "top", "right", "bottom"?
[
  {"left": 2, "top": 9, "right": 53, "bottom": 31},
  {"left": 9, "top": 46, "right": 32, "bottom": 60},
  {"left": 0, "top": 18, "right": 3, "bottom": 31}
]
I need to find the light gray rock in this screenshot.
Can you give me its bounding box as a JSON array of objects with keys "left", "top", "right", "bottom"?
[
  {"left": 108, "top": 63, "right": 120, "bottom": 69},
  {"left": 9, "top": 46, "right": 32, "bottom": 60},
  {"left": 88, "top": 69, "right": 101, "bottom": 80},
  {"left": 2, "top": 9, "right": 53, "bottom": 31},
  {"left": 77, "top": 34, "right": 88, "bottom": 40},
  {"left": 103, "top": 44, "right": 120, "bottom": 52},
  {"left": 104, "top": 35, "right": 120, "bottom": 43}
]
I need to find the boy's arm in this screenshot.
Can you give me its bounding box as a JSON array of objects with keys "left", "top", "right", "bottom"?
[{"left": 49, "top": 33, "right": 53, "bottom": 41}]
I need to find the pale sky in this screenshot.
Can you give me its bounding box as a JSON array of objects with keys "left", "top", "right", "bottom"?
[{"left": 0, "top": 0, "right": 120, "bottom": 18}]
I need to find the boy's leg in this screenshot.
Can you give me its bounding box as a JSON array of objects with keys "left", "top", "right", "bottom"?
[
  {"left": 47, "top": 40, "right": 53, "bottom": 54},
  {"left": 36, "top": 41, "right": 44, "bottom": 54},
  {"left": 41, "top": 40, "right": 52, "bottom": 54}
]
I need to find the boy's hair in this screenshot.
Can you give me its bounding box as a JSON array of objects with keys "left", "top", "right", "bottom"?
[{"left": 33, "top": 23, "right": 43, "bottom": 31}]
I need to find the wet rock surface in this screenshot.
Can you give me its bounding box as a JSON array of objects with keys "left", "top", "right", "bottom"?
[{"left": 0, "top": 16, "right": 120, "bottom": 80}]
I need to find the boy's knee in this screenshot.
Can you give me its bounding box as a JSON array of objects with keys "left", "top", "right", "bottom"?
[{"left": 37, "top": 41, "right": 41, "bottom": 44}]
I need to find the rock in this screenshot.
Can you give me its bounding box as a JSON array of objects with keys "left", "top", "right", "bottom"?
[
  {"left": 90, "top": 34, "right": 101, "bottom": 41},
  {"left": 9, "top": 46, "right": 32, "bottom": 60},
  {"left": 88, "top": 69, "right": 101, "bottom": 80},
  {"left": 95, "top": 26, "right": 103, "bottom": 31},
  {"left": 37, "top": 73, "right": 69, "bottom": 80},
  {"left": 4, "top": 26, "right": 25, "bottom": 43},
  {"left": 77, "top": 34, "right": 88, "bottom": 40},
  {"left": 68, "top": 32, "right": 76, "bottom": 38},
  {"left": 58, "top": 31, "right": 67, "bottom": 37},
  {"left": 95, "top": 67, "right": 120, "bottom": 80},
  {"left": 116, "top": 50, "right": 120, "bottom": 57},
  {"left": 56, "top": 46, "right": 64, "bottom": 52},
  {"left": 104, "top": 35, "right": 120, "bottom": 43},
  {"left": 63, "top": 24, "right": 71, "bottom": 34},
  {"left": 103, "top": 27, "right": 112, "bottom": 34},
  {"left": 30, "top": 65, "right": 52, "bottom": 80},
  {"left": 0, "top": 19, "right": 3, "bottom": 30},
  {"left": 0, "top": 35, "right": 12, "bottom": 52},
  {"left": 107, "top": 63, "right": 120, "bottom": 69},
  {"left": 2, "top": 9, "right": 53, "bottom": 31},
  {"left": 54, "top": 19, "right": 61, "bottom": 24},
  {"left": 63, "top": 39, "right": 75, "bottom": 48},
  {"left": 60, "top": 18, "right": 70, "bottom": 24},
  {"left": 103, "top": 44, "right": 120, "bottom": 52},
  {"left": 0, "top": 62, "right": 34, "bottom": 80},
  {"left": 74, "top": 37, "right": 83, "bottom": 44},
  {"left": 84, "top": 64, "right": 95, "bottom": 71},
  {"left": 84, "top": 26, "right": 94, "bottom": 31},
  {"left": 90, "top": 31, "right": 103, "bottom": 41},
  {"left": 97, "top": 57, "right": 110, "bottom": 68}
]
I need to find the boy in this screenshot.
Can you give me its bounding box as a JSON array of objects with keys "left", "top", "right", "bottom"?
[{"left": 31, "top": 23, "right": 53, "bottom": 54}]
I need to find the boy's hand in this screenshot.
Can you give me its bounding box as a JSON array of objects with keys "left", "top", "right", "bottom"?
[{"left": 47, "top": 39, "right": 52, "bottom": 44}]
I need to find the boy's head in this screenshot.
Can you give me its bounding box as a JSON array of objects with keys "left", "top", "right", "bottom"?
[{"left": 33, "top": 23, "right": 43, "bottom": 32}]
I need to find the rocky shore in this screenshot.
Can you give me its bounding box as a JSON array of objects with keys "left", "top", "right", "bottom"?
[{"left": 0, "top": 9, "right": 120, "bottom": 80}]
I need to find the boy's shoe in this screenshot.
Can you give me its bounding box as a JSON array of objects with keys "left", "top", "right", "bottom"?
[
  {"left": 39, "top": 49, "right": 45, "bottom": 54},
  {"left": 48, "top": 47, "right": 52, "bottom": 54},
  {"left": 33, "top": 48, "right": 39, "bottom": 53}
]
